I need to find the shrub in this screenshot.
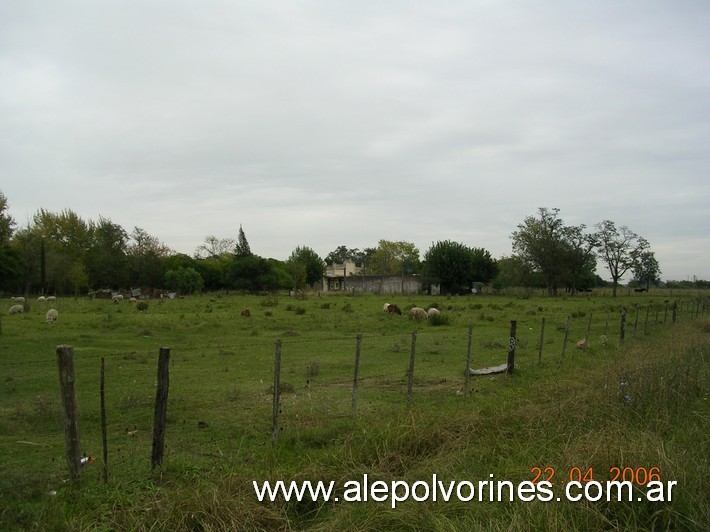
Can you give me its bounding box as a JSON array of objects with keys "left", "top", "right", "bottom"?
[
  {"left": 429, "top": 313, "right": 450, "bottom": 326},
  {"left": 261, "top": 296, "right": 279, "bottom": 307}
]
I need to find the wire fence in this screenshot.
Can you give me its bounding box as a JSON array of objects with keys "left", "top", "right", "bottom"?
[{"left": 1, "top": 297, "right": 706, "bottom": 491}]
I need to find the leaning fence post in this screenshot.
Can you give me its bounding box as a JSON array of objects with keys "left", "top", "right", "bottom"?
[
  {"left": 351, "top": 334, "right": 362, "bottom": 418},
  {"left": 507, "top": 320, "right": 517, "bottom": 375},
  {"left": 406, "top": 331, "right": 417, "bottom": 409},
  {"left": 672, "top": 302, "right": 678, "bottom": 323},
  {"left": 620, "top": 307, "right": 627, "bottom": 345},
  {"left": 56, "top": 345, "right": 81, "bottom": 481},
  {"left": 561, "top": 315, "right": 570, "bottom": 357},
  {"left": 271, "top": 339, "right": 282, "bottom": 446},
  {"left": 100, "top": 357, "right": 108, "bottom": 483},
  {"left": 464, "top": 325, "right": 473, "bottom": 394},
  {"left": 537, "top": 317, "right": 545, "bottom": 364},
  {"left": 151, "top": 347, "right": 170, "bottom": 469}
]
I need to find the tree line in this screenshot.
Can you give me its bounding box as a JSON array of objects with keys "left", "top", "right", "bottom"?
[{"left": 0, "top": 192, "right": 675, "bottom": 298}]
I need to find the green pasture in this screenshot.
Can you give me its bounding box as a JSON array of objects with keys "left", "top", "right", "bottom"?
[{"left": 1, "top": 291, "right": 708, "bottom": 530}]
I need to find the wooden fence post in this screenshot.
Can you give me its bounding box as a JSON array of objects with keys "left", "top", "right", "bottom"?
[
  {"left": 351, "top": 334, "right": 362, "bottom": 418},
  {"left": 633, "top": 305, "right": 639, "bottom": 338},
  {"left": 604, "top": 309, "right": 610, "bottom": 337},
  {"left": 464, "top": 325, "right": 473, "bottom": 394},
  {"left": 672, "top": 302, "right": 678, "bottom": 323},
  {"left": 56, "top": 345, "right": 81, "bottom": 481},
  {"left": 620, "top": 307, "right": 627, "bottom": 345},
  {"left": 100, "top": 357, "right": 108, "bottom": 483},
  {"left": 507, "top": 320, "right": 517, "bottom": 375},
  {"left": 537, "top": 317, "right": 545, "bottom": 364},
  {"left": 406, "top": 331, "right": 417, "bottom": 410},
  {"left": 644, "top": 305, "right": 650, "bottom": 336},
  {"left": 151, "top": 347, "right": 170, "bottom": 469},
  {"left": 272, "top": 339, "right": 282, "bottom": 446},
  {"left": 584, "top": 313, "right": 593, "bottom": 345},
  {"left": 561, "top": 315, "right": 570, "bottom": 357}
]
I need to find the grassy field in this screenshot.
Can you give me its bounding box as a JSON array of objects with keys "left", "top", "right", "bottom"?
[{"left": 1, "top": 291, "right": 708, "bottom": 530}]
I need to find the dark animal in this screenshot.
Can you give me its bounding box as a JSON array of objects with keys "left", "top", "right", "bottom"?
[
  {"left": 634, "top": 288, "right": 647, "bottom": 293},
  {"left": 241, "top": 308, "right": 251, "bottom": 317},
  {"left": 386, "top": 304, "right": 402, "bottom": 315}
]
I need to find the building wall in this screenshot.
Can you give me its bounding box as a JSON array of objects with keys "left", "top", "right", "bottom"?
[{"left": 322, "top": 274, "right": 432, "bottom": 295}]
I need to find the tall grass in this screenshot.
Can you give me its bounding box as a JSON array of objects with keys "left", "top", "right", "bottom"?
[{"left": 0, "top": 293, "right": 707, "bottom": 530}]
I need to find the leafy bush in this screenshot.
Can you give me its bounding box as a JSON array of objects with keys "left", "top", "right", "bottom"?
[{"left": 429, "top": 313, "right": 450, "bottom": 326}]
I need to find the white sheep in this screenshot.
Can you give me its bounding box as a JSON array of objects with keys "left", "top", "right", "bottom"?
[
  {"left": 11, "top": 296, "right": 25, "bottom": 303},
  {"left": 46, "top": 308, "right": 59, "bottom": 323},
  {"left": 409, "top": 307, "right": 428, "bottom": 320},
  {"left": 37, "top": 296, "right": 46, "bottom": 303},
  {"left": 427, "top": 307, "right": 441, "bottom": 318},
  {"left": 46, "top": 296, "right": 56, "bottom": 302},
  {"left": 383, "top": 303, "right": 391, "bottom": 312},
  {"left": 9, "top": 304, "right": 24, "bottom": 315},
  {"left": 113, "top": 294, "right": 124, "bottom": 303}
]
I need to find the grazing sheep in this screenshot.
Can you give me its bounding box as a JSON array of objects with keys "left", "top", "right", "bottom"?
[
  {"left": 37, "top": 296, "right": 46, "bottom": 303},
  {"left": 9, "top": 304, "right": 24, "bottom": 315},
  {"left": 46, "top": 308, "right": 59, "bottom": 323},
  {"left": 241, "top": 308, "right": 251, "bottom": 317},
  {"left": 409, "top": 307, "right": 428, "bottom": 320},
  {"left": 129, "top": 297, "right": 137, "bottom": 303},
  {"left": 427, "top": 307, "right": 441, "bottom": 318},
  {"left": 11, "top": 296, "right": 25, "bottom": 303},
  {"left": 113, "top": 294, "right": 124, "bottom": 303},
  {"left": 386, "top": 304, "right": 402, "bottom": 315},
  {"left": 46, "top": 296, "right": 56, "bottom": 302},
  {"left": 576, "top": 339, "right": 588, "bottom": 350},
  {"left": 383, "top": 303, "right": 390, "bottom": 312}
]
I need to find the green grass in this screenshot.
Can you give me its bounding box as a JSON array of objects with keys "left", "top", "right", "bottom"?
[{"left": 1, "top": 292, "right": 708, "bottom": 530}]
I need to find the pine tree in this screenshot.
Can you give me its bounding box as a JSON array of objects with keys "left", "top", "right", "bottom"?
[{"left": 235, "top": 225, "right": 252, "bottom": 257}]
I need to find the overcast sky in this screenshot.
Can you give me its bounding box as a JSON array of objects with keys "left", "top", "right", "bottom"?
[{"left": 2, "top": 1, "right": 708, "bottom": 282}]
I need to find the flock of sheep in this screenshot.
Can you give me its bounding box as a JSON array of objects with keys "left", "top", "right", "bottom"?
[
  {"left": 383, "top": 302, "right": 440, "bottom": 319},
  {"left": 7, "top": 295, "right": 440, "bottom": 324},
  {"left": 7, "top": 296, "right": 59, "bottom": 323}
]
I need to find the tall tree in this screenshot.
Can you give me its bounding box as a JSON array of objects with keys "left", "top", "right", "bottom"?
[
  {"left": 363, "top": 240, "right": 420, "bottom": 277},
  {"left": 511, "top": 208, "right": 569, "bottom": 295},
  {"left": 235, "top": 225, "right": 252, "bottom": 257},
  {"left": 423, "top": 240, "right": 495, "bottom": 294},
  {"left": 325, "top": 245, "right": 368, "bottom": 266},
  {"left": 86, "top": 216, "right": 129, "bottom": 289},
  {"left": 10, "top": 224, "right": 42, "bottom": 294},
  {"left": 511, "top": 208, "right": 595, "bottom": 295},
  {"left": 0, "top": 190, "right": 21, "bottom": 291},
  {"left": 31, "top": 209, "right": 91, "bottom": 294},
  {"left": 194, "top": 235, "right": 235, "bottom": 259},
  {"left": 126, "top": 227, "right": 171, "bottom": 288},
  {"left": 632, "top": 250, "right": 661, "bottom": 291},
  {"left": 229, "top": 254, "right": 279, "bottom": 292},
  {"left": 560, "top": 224, "right": 597, "bottom": 293},
  {"left": 286, "top": 246, "right": 326, "bottom": 289},
  {"left": 0, "top": 190, "right": 15, "bottom": 244},
  {"left": 493, "top": 255, "right": 543, "bottom": 289},
  {"left": 593, "top": 220, "right": 649, "bottom": 297}
]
